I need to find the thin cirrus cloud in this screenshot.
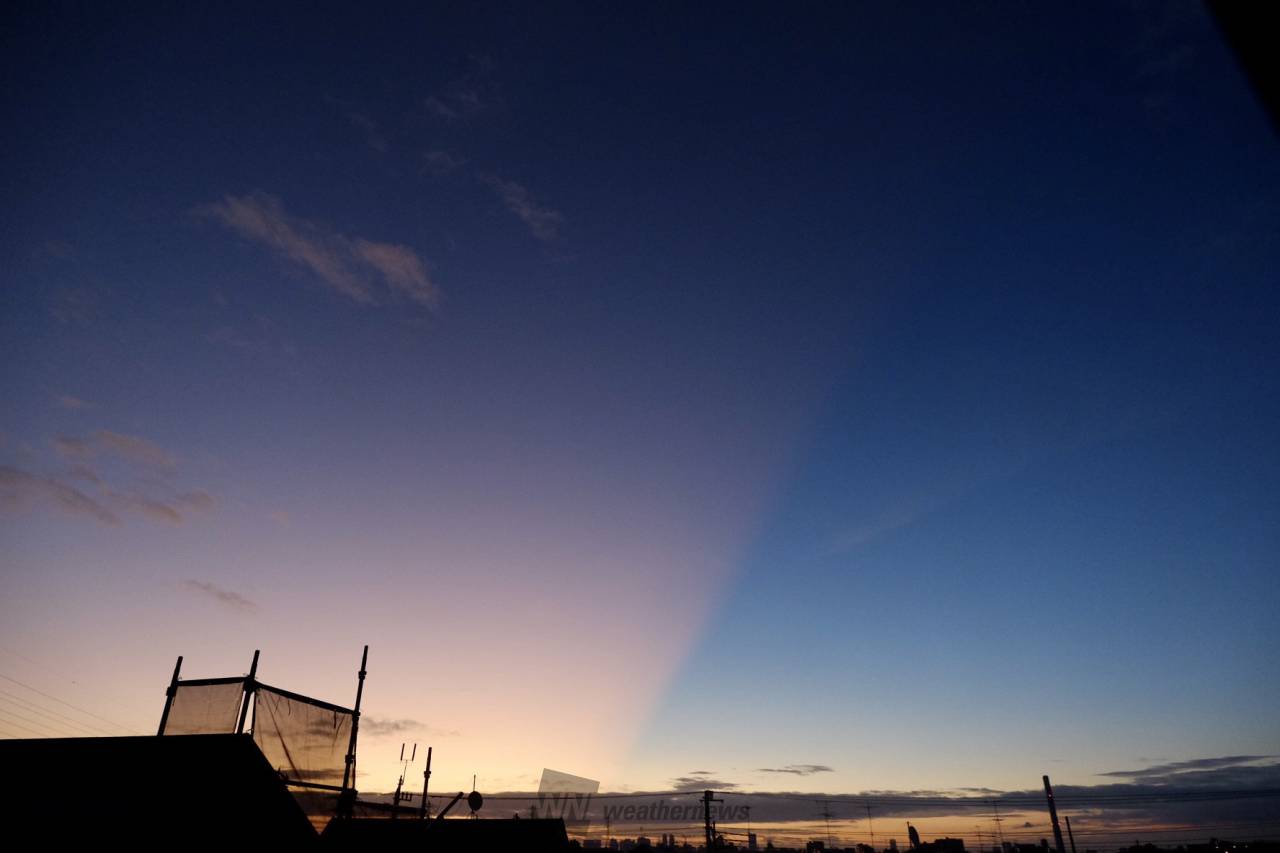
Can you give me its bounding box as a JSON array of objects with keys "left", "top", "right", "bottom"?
[
  {"left": 346, "top": 111, "right": 388, "bottom": 153},
  {"left": 480, "top": 174, "right": 562, "bottom": 242},
  {"left": 1098, "top": 754, "right": 1278, "bottom": 782},
  {"left": 757, "top": 764, "right": 835, "bottom": 776},
  {"left": 670, "top": 771, "right": 739, "bottom": 792},
  {"left": 423, "top": 63, "right": 494, "bottom": 123},
  {"left": 0, "top": 430, "right": 216, "bottom": 526},
  {"left": 422, "top": 149, "right": 465, "bottom": 176},
  {"left": 0, "top": 465, "right": 121, "bottom": 525},
  {"left": 200, "top": 192, "right": 440, "bottom": 309},
  {"left": 53, "top": 430, "right": 176, "bottom": 469},
  {"left": 1, "top": 464, "right": 216, "bottom": 526},
  {"left": 424, "top": 95, "right": 463, "bottom": 121},
  {"left": 184, "top": 579, "right": 256, "bottom": 611},
  {"left": 54, "top": 394, "right": 95, "bottom": 410},
  {"left": 361, "top": 717, "right": 462, "bottom": 738}
]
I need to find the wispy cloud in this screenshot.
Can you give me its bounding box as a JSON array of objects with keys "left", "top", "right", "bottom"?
[
  {"left": 758, "top": 764, "right": 834, "bottom": 776},
  {"left": 353, "top": 239, "right": 438, "bottom": 307},
  {"left": 177, "top": 491, "right": 215, "bottom": 512},
  {"left": 0, "top": 465, "right": 120, "bottom": 525},
  {"left": 423, "top": 149, "right": 465, "bottom": 176},
  {"left": 52, "top": 436, "right": 90, "bottom": 460},
  {"left": 481, "top": 175, "right": 562, "bottom": 241},
  {"left": 67, "top": 464, "right": 101, "bottom": 484},
  {"left": 36, "top": 239, "right": 76, "bottom": 261},
  {"left": 12, "top": 431, "right": 217, "bottom": 526},
  {"left": 50, "top": 286, "right": 99, "bottom": 326},
  {"left": 361, "top": 717, "right": 420, "bottom": 736},
  {"left": 54, "top": 430, "right": 175, "bottom": 469},
  {"left": 106, "top": 486, "right": 213, "bottom": 525},
  {"left": 346, "top": 111, "right": 388, "bottom": 153},
  {"left": 424, "top": 96, "right": 461, "bottom": 121},
  {"left": 1098, "top": 755, "right": 1278, "bottom": 783},
  {"left": 184, "top": 580, "right": 256, "bottom": 611},
  {"left": 112, "top": 491, "right": 183, "bottom": 524},
  {"left": 423, "top": 58, "right": 496, "bottom": 123},
  {"left": 362, "top": 717, "right": 462, "bottom": 738},
  {"left": 94, "top": 430, "right": 176, "bottom": 468},
  {"left": 670, "top": 770, "right": 739, "bottom": 792},
  {"left": 205, "top": 312, "right": 297, "bottom": 358},
  {"left": 205, "top": 325, "right": 297, "bottom": 359},
  {"left": 100, "top": 486, "right": 214, "bottom": 526},
  {"left": 324, "top": 95, "right": 391, "bottom": 154},
  {"left": 200, "top": 192, "right": 440, "bottom": 309},
  {"left": 825, "top": 503, "right": 932, "bottom": 554},
  {"left": 54, "top": 394, "right": 94, "bottom": 410}
]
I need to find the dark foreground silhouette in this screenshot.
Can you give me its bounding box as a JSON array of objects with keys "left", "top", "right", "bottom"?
[{"left": 0, "top": 734, "right": 571, "bottom": 850}]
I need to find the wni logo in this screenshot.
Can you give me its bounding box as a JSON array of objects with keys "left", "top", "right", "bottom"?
[{"left": 535, "top": 768, "right": 600, "bottom": 828}]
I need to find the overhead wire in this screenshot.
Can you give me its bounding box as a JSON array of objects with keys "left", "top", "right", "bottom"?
[
  {"left": 0, "top": 671, "right": 140, "bottom": 734},
  {"left": 0, "top": 689, "right": 119, "bottom": 736}
]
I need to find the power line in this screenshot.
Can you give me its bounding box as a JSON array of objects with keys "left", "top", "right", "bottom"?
[
  {"left": 0, "top": 697, "right": 97, "bottom": 737},
  {"left": 0, "top": 689, "right": 119, "bottom": 736},
  {"left": 0, "top": 705, "right": 66, "bottom": 738},
  {"left": 0, "top": 714, "right": 49, "bottom": 738},
  {"left": 419, "top": 788, "right": 1280, "bottom": 807},
  {"left": 0, "top": 672, "right": 139, "bottom": 734}
]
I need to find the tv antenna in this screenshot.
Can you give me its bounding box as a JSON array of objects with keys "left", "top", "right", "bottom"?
[{"left": 391, "top": 742, "right": 416, "bottom": 818}]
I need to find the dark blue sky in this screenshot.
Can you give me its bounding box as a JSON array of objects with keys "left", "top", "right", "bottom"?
[{"left": 2, "top": 1, "right": 1277, "bottom": 792}]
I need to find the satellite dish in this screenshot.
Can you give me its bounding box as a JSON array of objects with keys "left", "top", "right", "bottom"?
[{"left": 468, "top": 790, "right": 483, "bottom": 813}]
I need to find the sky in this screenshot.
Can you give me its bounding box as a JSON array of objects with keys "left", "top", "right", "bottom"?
[{"left": 1, "top": 0, "right": 1278, "bottom": 813}]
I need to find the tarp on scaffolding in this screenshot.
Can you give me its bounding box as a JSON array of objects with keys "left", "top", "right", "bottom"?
[
  {"left": 252, "top": 683, "right": 352, "bottom": 789},
  {"left": 162, "top": 678, "right": 245, "bottom": 734}
]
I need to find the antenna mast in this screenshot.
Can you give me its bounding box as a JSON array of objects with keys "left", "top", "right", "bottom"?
[
  {"left": 392, "top": 742, "right": 416, "bottom": 819},
  {"left": 418, "top": 746, "right": 433, "bottom": 819}
]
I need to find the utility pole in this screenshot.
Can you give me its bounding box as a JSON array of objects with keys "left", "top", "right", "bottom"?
[
  {"left": 820, "top": 801, "right": 835, "bottom": 849},
  {"left": 1043, "top": 776, "right": 1066, "bottom": 853},
  {"left": 867, "top": 802, "right": 876, "bottom": 851},
  {"left": 703, "top": 790, "right": 723, "bottom": 852}
]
